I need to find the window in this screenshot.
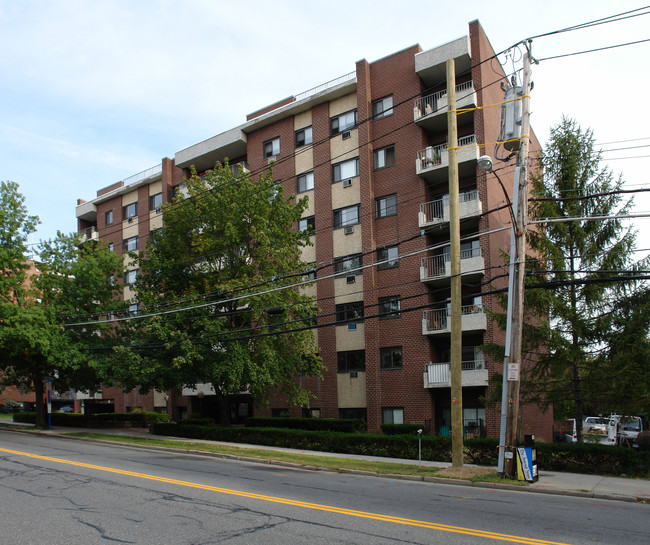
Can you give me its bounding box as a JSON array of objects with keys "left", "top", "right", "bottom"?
[
  {"left": 372, "top": 96, "right": 393, "bottom": 119},
  {"left": 331, "top": 109, "right": 357, "bottom": 135},
  {"left": 337, "top": 350, "right": 365, "bottom": 372},
  {"left": 150, "top": 193, "right": 163, "bottom": 211},
  {"left": 264, "top": 137, "right": 280, "bottom": 158},
  {"left": 295, "top": 126, "right": 313, "bottom": 147},
  {"left": 336, "top": 301, "right": 364, "bottom": 323},
  {"left": 373, "top": 145, "right": 395, "bottom": 169},
  {"left": 124, "top": 269, "right": 138, "bottom": 285},
  {"left": 123, "top": 202, "right": 137, "bottom": 221},
  {"left": 375, "top": 194, "right": 397, "bottom": 218},
  {"left": 297, "top": 171, "right": 314, "bottom": 193},
  {"left": 302, "top": 264, "right": 317, "bottom": 281},
  {"left": 382, "top": 407, "right": 404, "bottom": 425},
  {"left": 333, "top": 205, "right": 360, "bottom": 228},
  {"left": 339, "top": 408, "right": 367, "bottom": 421},
  {"left": 378, "top": 296, "right": 400, "bottom": 318},
  {"left": 105, "top": 210, "right": 114, "bottom": 226},
  {"left": 380, "top": 347, "right": 403, "bottom": 369},
  {"left": 302, "top": 408, "right": 321, "bottom": 418},
  {"left": 108, "top": 242, "right": 114, "bottom": 252},
  {"left": 334, "top": 254, "right": 362, "bottom": 277},
  {"left": 150, "top": 228, "right": 163, "bottom": 241},
  {"left": 271, "top": 408, "right": 290, "bottom": 418},
  {"left": 128, "top": 303, "right": 139, "bottom": 316},
  {"left": 377, "top": 246, "right": 399, "bottom": 269},
  {"left": 298, "top": 216, "right": 315, "bottom": 233},
  {"left": 332, "top": 157, "right": 359, "bottom": 183},
  {"left": 123, "top": 236, "right": 138, "bottom": 252}
]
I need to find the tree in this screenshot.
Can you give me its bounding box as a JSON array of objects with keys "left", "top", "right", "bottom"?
[
  {"left": 0, "top": 181, "right": 125, "bottom": 427},
  {"left": 522, "top": 117, "right": 647, "bottom": 440},
  {"left": 107, "top": 163, "right": 323, "bottom": 425}
]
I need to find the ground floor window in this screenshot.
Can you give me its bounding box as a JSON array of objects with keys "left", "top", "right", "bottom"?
[
  {"left": 339, "top": 408, "right": 367, "bottom": 421},
  {"left": 382, "top": 407, "right": 404, "bottom": 425}
]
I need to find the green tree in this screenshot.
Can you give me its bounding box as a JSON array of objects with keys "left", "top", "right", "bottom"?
[
  {"left": 523, "top": 118, "right": 647, "bottom": 440},
  {"left": 0, "top": 181, "right": 124, "bottom": 427},
  {"left": 108, "top": 163, "right": 323, "bottom": 424}
]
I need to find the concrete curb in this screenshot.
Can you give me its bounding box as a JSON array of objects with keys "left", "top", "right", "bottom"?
[{"left": 2, "top": 426, "right": 647, "bottom": 504}]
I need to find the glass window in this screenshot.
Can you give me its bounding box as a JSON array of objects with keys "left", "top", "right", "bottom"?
[
  {"left": 271, "top": 408, "right": 290, "bottom": 418},
  {"left": 295, "top": 126, "right": 313, "bottom": 147},
  {"left": 298, "top": 216, "right": 315, "bottom": 233},
  {"left": 297, "top": 171, "right": 314, "bottom": 193},
  {"left": 380, "top": 347, "right": 403, "bottom": 369},
  {"left": 372, "top": 96, "right": 393, "bottom": 119},
  {"left": 336, "top": 301, "right": 364, "bottom": 323},
  {"left": 339, "top": 408, "right": 367, "bottom": 421},
  {"left": 108, "top": 242, "right": 114, "bottom": 252},
  {"left": 123, "top": 202, "right": 137, "bottom": 220},
  {"left": 105, "top": 210, "right": 113, "bottom": 226},
  {"left": 379, "top": 296, "right": 400, "bottom": 319},
  {"left": 124, "top": 269, "right": 138, "bottom": 285},
  {"left": 377, "top": 246, "right": 399, "bottom": 269},
  {"left": 375, "top": 194, "right": 397, "bottom": 218},
  {"left": 373, "top": 145, "right": 395, "bottom": 169},
  {"left": 128, "top": 303, "right": 139, "bottom": 316},
  {"left": 264, "top": 137, "right": 280, "bottom": 158},
  {"left": 333, "top": 205, "right": 360, "bottom": 228},
  {"left": 337, "top": 350, "right": 365, "bottom": 372},
  {"left": 334, "top": 254, "right": 362, "bottom": 277},
  {"left": 123, "top": 236, "right": 138, "bottom": 252},
  {"left": 150, "top": 192, "right": 163, "bottom": 211},
  {"left": 331, "top": 109, "right": 357, "bottom": 135},
  {"left": 332, "top": 157, "right": 359, "bottom": 183},
  {"left": 382, "top": 407, "right": 404, "bottom": 424}
]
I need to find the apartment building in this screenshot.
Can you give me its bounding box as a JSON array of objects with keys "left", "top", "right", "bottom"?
[{"left": 75, "top": 20, "right": 553, "bottom": 440}]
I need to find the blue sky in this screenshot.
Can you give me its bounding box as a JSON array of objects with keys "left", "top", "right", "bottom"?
[{"left": 1, "top": 1, "right": 649, "bottom": 251}]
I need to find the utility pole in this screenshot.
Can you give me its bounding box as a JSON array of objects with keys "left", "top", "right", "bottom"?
[
  {"left": 447, "top": 58, "right": 463, "bottom": 468},
  {"left": 503, "top": 42, "right": 533, "bottom": 478}
]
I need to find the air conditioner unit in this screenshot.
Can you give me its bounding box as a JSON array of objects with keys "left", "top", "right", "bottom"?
[
  {"left": 349, "top": 371, "right": 358, "bottom": 378},
  {"left": 342, "top": 179, "right": 352, "bottom": 188},
  {"left": 344, "top": 226, "right": 354, "bottom": 235},
  {"left": 127, "top": 217, "right": 133, "bottom": 223},
  {"left": 155, "top": 207, "right": 161, "bottom": 213},
  {"left": 342, "top": 130, "right": 351, "bottom": 140},
  {"left": 348, "top": 323, "right": 357, "bottom": 331},
  {"left": 346, "top": 275, "right": 356, "bottom": 284}
]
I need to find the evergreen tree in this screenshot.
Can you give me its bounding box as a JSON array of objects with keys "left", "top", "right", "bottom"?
[{"left": 108, "top": 163, "right": 323, "bottom": 424}]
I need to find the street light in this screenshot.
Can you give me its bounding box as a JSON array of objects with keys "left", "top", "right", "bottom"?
[{"left": 477, "top": 155, "right": 519, "bottom": 475}]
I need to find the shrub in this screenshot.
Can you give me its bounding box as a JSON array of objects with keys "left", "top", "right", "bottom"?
[
  {"left": 90, "top": 412, "right": 169, "bottom": 423},
  {"left": 244, "top": 417, "right": 365, "bottom": 433},
  {"left": 381, "top": 423, "right": 422, "bottom": 436},
  {"left": 13, "top": 412, "right": 36, "bottom": 424},
  {"left": 178, "top": 417, "right": 215, "bottom": 426}
]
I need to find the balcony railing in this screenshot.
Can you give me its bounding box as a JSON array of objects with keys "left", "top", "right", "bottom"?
[
  {"left": 419, "top": 190, "right": 480, "bottom": 227},
  {"left": 413, "top": 81, "right": 475, "bottom": 121},
  {"left": 78, "top": 226, "right": 98, "bottom": 244},
  {"left": 420, "top": 246, "right": 483, "bottom": 281},
  {"left": 424, "top": 358, "right": 489, "bottom": 390},
  {"left": 416, "top": 135, "right": 478, "bottom": 181},
  {"left": 422, "top": 304, "right": 486, "bottom": 335}
]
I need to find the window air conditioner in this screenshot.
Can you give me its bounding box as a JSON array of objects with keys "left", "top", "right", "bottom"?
[
  {"left": 349, "top": 371, "right": 359, "bottom": 378},
  {"left": 342, "top": 130, "right": 351, "bottom": 140},
  {"left": 344, "top": 226, "right": 354, "bottom": 235},
  {"left": 342, "top": 179, "right": 352, "bottom": 188},
  {"left": 346, "top": 275, "right": 356, "bottom": 284},
  {"left": 127, "top": 217, "right": 133, "bottom": 223}
]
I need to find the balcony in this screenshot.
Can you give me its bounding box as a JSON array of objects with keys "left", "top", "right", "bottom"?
[
  {"left": 422, "top": 305, "right": 487, "bottom": 336},
  {"left": 418, "top": 189, "right": 482, "bottom": 229},
  {"left": 414, "top": 81, "right": 477, "bottom": 133},
  {"left": 78, "top": 226, "right": 98, "bottom": 245},
  {"left": 420, "top": 247, "right": 484, "bottom": 284},
  {"left": 423, "top": 360, "right": 489, "bottom": 388},
  {"left": 416, "top": 135, "right": 480, "bottom": 184}
]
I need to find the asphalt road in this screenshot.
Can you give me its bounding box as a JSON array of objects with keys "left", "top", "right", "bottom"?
[{"left": 0, "top": 430, "right": 648, "bottom": 545}]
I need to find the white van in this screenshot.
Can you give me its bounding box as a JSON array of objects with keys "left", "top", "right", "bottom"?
[{"left": 610, "top": 415, "right": 643, "bottom": 448}]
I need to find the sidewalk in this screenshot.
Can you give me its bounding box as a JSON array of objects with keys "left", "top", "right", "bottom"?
[{"left": 2, "top": 422, "right": 649, "bottom": 504}]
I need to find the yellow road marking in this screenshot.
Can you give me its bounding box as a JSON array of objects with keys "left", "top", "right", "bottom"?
[{"left": 0, "top": 447, "right": 570, "bottom": 545}]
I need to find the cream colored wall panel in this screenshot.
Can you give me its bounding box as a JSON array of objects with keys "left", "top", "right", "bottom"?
[
  {"left": 149, "top": 181, "right": 162, "bottom": 195},
  {"left": 337, "top": 372, "right": 367, "bottom": 408},
  {"left": 122, "top": 222, "right": 138, "bottom": 238},
  {"left": 330, "top": 130, "right": 359, "bottom": 162},
  {"left": 329, "top": 94, "right": 357, "bottom": 117},
  {"left": 331, "top": 178, "right": 360, "bottom": 210},
  {"left": 300, "top": 242, "right": 316, "bottom": 263},
  {"left": 332, "top": 225, "right": 362, "bottom": 257},
  {"left": 295, "top": 146, "right": 314, "bottom": 174},
  {"left": 335, "top": 324, "right": 365, "bottom": 350},
  {"left": 149, "top": 214, "right": 163, "bottom": 230},
  {"left": 299, "top": 284, "right": 317, "bottom": 298},
  {"left": 294, "top": 110, "right": 312, "bottom": 130},
  {"left": 300, "top": 193, "right": 315, "bottom": 216},
  {"left": 122, "top": 190, "right": 138, "bottom": 205},
  {"left": 333, "top": 275, "right": 363, "bottom": 297}
]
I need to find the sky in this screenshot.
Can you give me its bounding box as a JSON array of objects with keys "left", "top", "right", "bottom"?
[{"left": 1, "top": 0, "right": 649, "bottom": 252}]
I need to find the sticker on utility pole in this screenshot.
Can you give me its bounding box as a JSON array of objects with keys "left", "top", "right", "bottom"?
[{"left": 507, "top": 362, "right": 520, "bottom": 381}]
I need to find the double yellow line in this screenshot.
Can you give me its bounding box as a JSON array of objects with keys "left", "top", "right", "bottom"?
[{"left": 0, "top": 447, "right": 569, "bottom": 545}]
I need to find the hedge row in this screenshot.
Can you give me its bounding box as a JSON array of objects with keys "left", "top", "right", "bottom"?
[
  {"left": 13, "top": 412, "right": 169, "bottom": 427},
  {"left": 244, "top": 417, "right": 365, "bottom": 433},
  {"left": 150, "top": 423, "right": 650, "bottom": 477}
]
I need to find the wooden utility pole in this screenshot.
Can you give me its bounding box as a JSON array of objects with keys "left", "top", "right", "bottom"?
[
  {"left": 503, "top": 43, "right": 533, "bottom": 477},
  {"left": 447, "top": 59, "right": 463, "bottom": 468}
]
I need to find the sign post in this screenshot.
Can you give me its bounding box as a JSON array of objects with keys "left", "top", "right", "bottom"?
[{"left": 44, "top": 377, "right": 54, "bottom": 429}]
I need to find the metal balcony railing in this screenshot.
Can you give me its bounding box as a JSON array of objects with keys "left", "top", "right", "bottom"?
[
  {"left": 419, "top": 190, "right": 479, "bottom": 225},
  {"left": 413, "top": 81, "right": 474, "bottom": 120},
  {"left": 420, "top": 247, "right": 482, "bottom": 280},
  {"left": 422, "top": 304, "right": 484, "bottom": 333}
]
